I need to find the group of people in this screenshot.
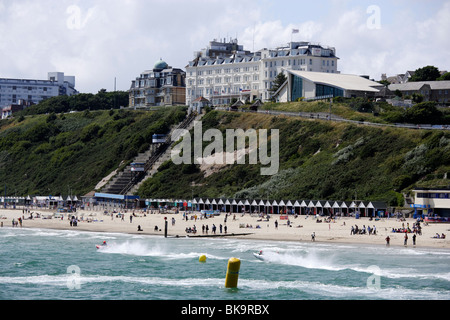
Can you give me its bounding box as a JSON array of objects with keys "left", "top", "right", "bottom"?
[
  {"left": 200, "top": 223, "right": 227, "bottom": 234},
  {"left": 69, "top": 216, "right": 78, "bottom": 227},
  {"left": 391, "top": 221, "right": 422, "bottom": 235},
  {"left": 385, "top": 233, "right": 418, "bottom": 246},
  {"left": 11, "top": 217, "right": 23, "bottom": 228},
  {"left": 350, "top": 224, "right": 377, "bottom": 235}
]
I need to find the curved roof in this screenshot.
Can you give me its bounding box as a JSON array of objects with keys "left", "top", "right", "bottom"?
[{"left": 287, "top": 70, "right": 381, "bottom": 92}]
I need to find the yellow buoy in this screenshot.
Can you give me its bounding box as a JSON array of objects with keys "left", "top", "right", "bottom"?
[
  {"left": 225, "top": 257, "right": 241, "bottom": 288},
  {"left": 199, "top": 255, "right": 207, "bottom": 263}
]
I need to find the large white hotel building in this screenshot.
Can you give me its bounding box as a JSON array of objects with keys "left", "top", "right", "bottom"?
[
  {"left": 0, "top": 72, "right": 77, "bottom": 110},
  {"left": 186, "top": 39, "right": 339, "bottom": 106}
]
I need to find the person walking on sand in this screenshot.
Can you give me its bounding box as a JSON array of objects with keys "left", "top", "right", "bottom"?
[
  {"left": 311, "top": 232, "right": 316, "bottom": 242},
  {"left": 404, "top": 233, "right": 408, "bottom": 246},
  {"left": 385, "top": 236, "right": 390, "bottom": 246}
]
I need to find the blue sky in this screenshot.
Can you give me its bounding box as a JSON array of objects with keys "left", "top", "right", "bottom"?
[{"left": 0, "top": 0, "right": 449, "bottom": 93}]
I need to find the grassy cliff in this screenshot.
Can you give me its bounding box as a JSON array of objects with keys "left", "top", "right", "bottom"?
[
  {"left": 0, "top": 107, "right": 187, "bottom": 196},
  {"left": 1, "top": 103, "right": 449, "bottom": 205},
  {"left": 137, "top": 110, "right": 450, "bottom": 206}
]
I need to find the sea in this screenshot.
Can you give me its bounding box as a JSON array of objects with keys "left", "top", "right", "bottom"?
[{"left": 1, "top": 227, "right": 449, "bottom": 301}]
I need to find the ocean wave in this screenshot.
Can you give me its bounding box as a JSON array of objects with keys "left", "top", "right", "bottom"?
[
  {"left": 1, "top": 274, "right": 448, "bottom": 300},
  {"left": 97, "top": 240, "right": 226, "bottom": 261}
]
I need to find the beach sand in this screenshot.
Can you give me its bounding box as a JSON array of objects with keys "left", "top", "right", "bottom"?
[{"left": 1, "top": 208, "right": 449, "bottom": 249}]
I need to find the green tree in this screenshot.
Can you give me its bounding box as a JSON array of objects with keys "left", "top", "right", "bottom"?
[
  {"left": 410, "top": 66, "right": 441, "bottom": 82},
  {"left": 437, "top": 72, "right": 450, "bottom": 81},
  {"left": 269, "top": 72, "right": 287, "bottom": 101},
  {"left": 403, "top": 101, "right": 443, "bottom": 124}
]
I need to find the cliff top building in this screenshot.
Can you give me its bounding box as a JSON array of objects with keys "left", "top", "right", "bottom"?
[
  {"left": 129, "top": 59, "right": 186, "bottom": 108},
  {"left": 0, "top": 72, "right": 77, "bottom": 110},
  {"left": 186, "top": 38, "right": 339, "bottom": 106}
]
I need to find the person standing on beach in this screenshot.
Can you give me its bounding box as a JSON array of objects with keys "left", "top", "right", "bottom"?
[
  {"left": 311, "top": 232, "right": 316, "bottom": 242},
  {"left": 275, "top": 220, "right": 278, "bottom": 229},
  {"left": 385, "top": 236, "right": 390, "bottom": 246},
  {"left": 404, "top": 233, "right": 408, "bottom": 246},
  {"left": 412, "top": 234, "right": 416, "bottom": 246}
]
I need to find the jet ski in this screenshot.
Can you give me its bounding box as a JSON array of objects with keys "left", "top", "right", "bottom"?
[
  {"left": 253, "top": 251, "right": 265, "bottom": 261},
  {"left": 96, "top": 241, "right": 108, "bottom": 250}
]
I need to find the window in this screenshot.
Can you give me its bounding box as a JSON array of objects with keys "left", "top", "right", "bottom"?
[
  {"left": 316, "top": 84, "right": 343, "bottom": 97},
  {"left": 291, "top": 75, "right": 303, "bottom": 101},
  {"left": 309, "top": 59, "right": 312, "bottom": 65}
]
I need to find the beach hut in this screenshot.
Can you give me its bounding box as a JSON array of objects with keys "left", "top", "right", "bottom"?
[
  {"left": 224, "top": 199, "right": 231, "bottom": 213},
  {"left": 350, "top": 201, "right": 361, "bottom": 217},
  {"left": 278, "top": 200, "right": 286, "bottom": 214},
  {"left": 341, "top": 201, "right": 351, "bottom": 216},
  {"left": 272, "top": 200, "right": 279, "bottom": 214},
  {"left": 332, "top": 201, "right": 342, "bottom": 216},
  {"left": 251, "top": 200, "right": 258, "bottom": 213},
  {"left": 315, "top": 200, "right": 327, "bottom": 215},
  {"left": 198, "top": 198, "right": 205, "bottom": 211},
  {"left": 205, "top": 199, "right": 211, "bottom": 210},
  {"left": 265, "top": 200, "right": 271, "bottom": 214},
  {"left": 231, "top": 199, "right": 238, "bottom": 213},
  {"left": 307, "top": 201, "right": 316, "bottom": 215},
  {"left": 300, "top": 200, "right": 308, "bottom": 215},
  {"left": 285, "top": 200, "right": 293, "bottom": 214},
  {"left": 293, "top": 201, "right": 301, "bottom": 215},
  {"left": 258, "top": 200, "right": 265, "bottom": 213},
  {"left": 324, "top": 201, "right": 332, "bottom": 216},
  {"left": 191, "top": 198, "right": 198, "bottom": 211},
  {"left": 217, "top": 199, "right": 224, "bottom": 212},
  {"left": 238, "top": 200, "right": 244, "bottom": 213},
  {"left": 367, "top": 201, "right": 387, "bottom": 217},
  {"left": 211, "top": 199, "right": 217, "bottom": 211},
  {"left": 358, "top": 201, "right": 369, "bottom": 217},
  {"left": 244, "top": 200, "right": 251, "bottom": 213}
]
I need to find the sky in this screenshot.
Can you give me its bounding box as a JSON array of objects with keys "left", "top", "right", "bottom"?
[{"left": 0, "top": 0, "right": 449, "bottom": 94}]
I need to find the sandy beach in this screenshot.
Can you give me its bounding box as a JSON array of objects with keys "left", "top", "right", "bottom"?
[{"left": 1, "top": 208, "right": 449, "bottom": 249}]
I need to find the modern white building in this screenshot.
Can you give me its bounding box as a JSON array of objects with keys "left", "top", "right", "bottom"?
[
  {"left": 412, "top": 188, "right": 450, "bottom": 219},
  {"left": 274, "top": 70, "right": 382, "bottom": 102},
  {"left": 186, "top": 39, "right": 339, "bottom": 106},
  {"left": 0, "top": 72, "right": 77, "bottom": 110}
]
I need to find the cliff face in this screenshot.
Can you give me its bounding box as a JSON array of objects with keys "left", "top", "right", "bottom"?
[
  {"left": 1, "top": 106, "right": 448, "bottom": 206},
  {"left": 0, "top": 107, "right": 187, "bottom": 196},
  {"left": 137, "top": 110, "right": 450, "bottom": 206}
]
